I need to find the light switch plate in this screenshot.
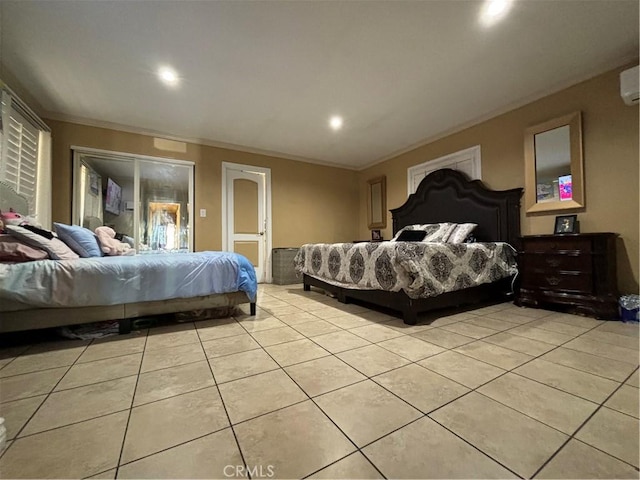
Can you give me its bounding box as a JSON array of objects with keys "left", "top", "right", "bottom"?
[{"left": 199, "top": 209, "right": 207, "bottom": 218}]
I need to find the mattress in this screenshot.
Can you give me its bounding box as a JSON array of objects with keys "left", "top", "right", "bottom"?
[
  {"left": 295, "top": 241, "right": 516, "bottom": 299},
  {"left": 0, "top": 251, "right": 257, "bottom": 311}
]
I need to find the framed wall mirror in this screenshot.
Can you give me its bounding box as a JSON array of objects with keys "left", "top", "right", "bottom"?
[
  {"left": 524, "top": 111, "right": 584, "bottom": 213},
  {"left": 367, "top": 176, "right": 387, "bottom": 229}
]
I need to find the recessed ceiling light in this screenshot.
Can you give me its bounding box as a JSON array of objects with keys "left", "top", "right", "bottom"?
[
  {"left": 480, "top": 0, "right": 513, "bottom": 27},
  {"left": 158, "top": 66, "right": 180, "bottom": 87},
  {"left": 329, "top": 115, "right": 343, "bottom": 130}
]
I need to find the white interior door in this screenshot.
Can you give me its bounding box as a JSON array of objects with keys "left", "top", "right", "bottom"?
[{"left": 224, "top": 165, "right": 270, "bottom": 283}]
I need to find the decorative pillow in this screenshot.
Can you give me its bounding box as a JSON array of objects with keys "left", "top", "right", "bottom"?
[
  {"left": 95, "top": 226, "right": 135, "bottom": 256},
  {"left": 5, "top": 225, "right": 79, "bottom": 260},
  {"left": 446, "top": 223, "right": 478, "bottom": 244},
  {"left": 0, "top": 234, "right": 49, "bottom": 262},
  {"left": 54, "top": 223, "right": 103, "bottom": 258},
  {"left": 392, "top": 223, "right": 457, "bottom": 243}
]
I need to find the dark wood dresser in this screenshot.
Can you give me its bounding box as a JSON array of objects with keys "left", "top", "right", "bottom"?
[{"left": 515, "top": 233, "right": 619, "bottom": 319}]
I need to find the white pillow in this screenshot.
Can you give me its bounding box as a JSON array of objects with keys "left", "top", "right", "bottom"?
[
  {"left": 5, "top": 225, "right": 80, "bottom": 260},
  {"left": 392, "top": 223, "right": 457, "bottom": 243},
  {"left": 446, "top": 223, "right": 478, "bottom": 243}
]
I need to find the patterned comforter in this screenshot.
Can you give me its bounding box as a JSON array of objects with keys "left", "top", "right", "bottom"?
[{"left": 294, "top": 241, "right": 517, "bottom": 299}]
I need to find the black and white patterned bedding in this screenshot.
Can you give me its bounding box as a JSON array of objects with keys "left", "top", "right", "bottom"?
[{"left": 294, "top": 241, "right": 517, "bottom": 299}]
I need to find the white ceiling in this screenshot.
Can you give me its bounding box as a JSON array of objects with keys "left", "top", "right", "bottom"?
[{"left": 1, "top": 1, "right": 638, "bottom": 170}]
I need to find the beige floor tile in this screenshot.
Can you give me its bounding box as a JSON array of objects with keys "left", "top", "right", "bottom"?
[
  {"left": 312, "top": 330, "right": 371, "bottom": 353},
  {"left": 195, "top": 318, "right": 246, "bottom": 341},
  {"left": 454, "top": 341, "right": 533, "bottom": 369},
  {"left": 595, "top": 321, "right": 640, "bottom": 337},
  {"left": 0, "top": 345, "right": 30, "bottom": 360},
  {"left": 482, "top": 332, "right": 555, "bottom": 356},
  {"left": 508, "top": 324, "right": 574, "bottom": 345},
  {"left": 542, "top": 347, "right": 637, "bottom": 382},
  {"left": 546, "top": 312, "right": 605, "bottom": 329},
  {"left": 376, "top": 335, "right": 445, "bottom": 362},
  {"left": 605, "top": 385, "right": 639, "bottom": 418},
  {"left": 0, "top": 358, "right": 13, "bottom": 370},
  {"left": 337, "top": 344, "right": 410, "bottom": 377},
  {"left": 87, "top": 468, "right": 116, "bottom": 479},
  {"left": 526, "top": 319, "right": 590, "bottom": 336},
  {"left": 483, "top": 310, "right": 537, "bottom": 324},
  {"left": 563, "top": 337, "right": 639, "bottom": 365},
  {"left": 141, "top": 342, "right": 205, "bottom": 373},
  {"left": 276, "top": 311, "right": 323, "bottom": 326},
  {"left": 379, "top": 318, "right": 434, "bottom": 334},
  {"left": 250, "top": 326, "right": 305, "bottom": 347},
  {"left": 431, "top": 392, "right": 567, "bottom": 478},
  {"left": 238, "top": 316, "right": 287, "bottom": 333},
  {"left": 464, "top": 316, "right": 520, "bottom": 332},
  {"left": 315, "top": 380, "right": 421, "bottom": 447},
  {"left": 626, "top": 369, "right": 639, "bottom": 387},
  {"left": 122, "top": 386, "right": 229, "bottom": 464},
  {"left": 202, "top": 333, "right": 261, "bottom": 358},
  {"left": 576, "top": 407, "right": 640, "bottom": 467},
  {"left": 219, "top": 369, "right": 307, "bottom": 424},
  {"left": 55, "top": 353, "right": 142, "bottom": 391},
  {"left": 78, "top": 334, "right": 146, "bottom": 363},
  {"left": 412, "top": 328, "right": 475, "bottom": 348},
  {"left": 0, "top": 411, "right": 127, "bottom": 479},
  {"left": 134, "top": 360, "right": 215, "bottom": 406},
  {"left": 535, "top": 439, "right": 640, "bottom": 479},
  {"left": 209, "top": 349, "right": 279, "bottom": 384},
  {"left": 581, "top": 330, "right": 640, "bottom": 350},
  {"left": 373, "top": 364, "right": 469, "bottom": 413},
  {"left": 21, "top": 376, "right": 136, "bottom": 436},
  {"left": 440, "top": 322, "right": 499, "bottom": 339},
  {"left": 419, "top": 351, "right": 505, "bottom": 388},
  {"left": 423, "top": 313, "right": 470, "bottom": 327},
  {"left": 285, "top": 356, "right": 365, "bottom": 397},
  {"left": 349, "top": 324, "right": 404, "bottom": 343},
  {"left": 308, "top": 452, "right": 382, "bottom": 479},
  {"left": 145, "top": 324, "right": 199, "bottom": 351},
  {"left": 264, "top": 338, "right": 330, "bottom": 367},
  {"left": 0, "top": 367, "right": 68, "bottom": 402},
  {"left": 118, "top": 428, "right": 244, "bottom": 479},
  {"left": 502, "top": 306, "right": 553, "bottom": 319},
  {"left": 293, "top": 320, "right": 343, "bottom": 337},
  {"left": 0, "top": 343, "right": 86, "bottom": 378},
  {"left": 514, "top": 359, "right": 620, "bottom": 403},
  {"left": 0, "top": 395, "right": 46, "bottom": 439},
  {"left": 363, "top": 416, "right": 515, "bottom": 479},
  {"left": 478, "top": 373, "right": 598, "bottom": 434},
  {"left": 234, "top": 400, "right": 355, "bottom": 479}
]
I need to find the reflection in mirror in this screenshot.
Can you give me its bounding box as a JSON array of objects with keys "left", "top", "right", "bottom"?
[
  {"left": 524, "top": 111, "right": 583, "bottom": 213},
  {"left": 367, "top": 176, "right": 386, "bottom": 229}
]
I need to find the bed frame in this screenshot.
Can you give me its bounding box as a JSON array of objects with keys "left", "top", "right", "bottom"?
[
  {"left": 303, "top": 168, "right": 523, "bottom": 324},
  {"left": 0, "top": 181, "right": 256, "bottom": 334}
]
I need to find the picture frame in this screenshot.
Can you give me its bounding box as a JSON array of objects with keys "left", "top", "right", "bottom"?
[
  {"left": 554, "top": 214, "right": 578, "bottom": 234},
  {"left": 371, "top": 229, "right": 382, "bottom": 241}
]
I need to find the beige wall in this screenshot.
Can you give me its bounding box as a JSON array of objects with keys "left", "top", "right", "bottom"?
[
  {"left": 358, "top": 65, "right": 639, "bottom": 294},
  {"left": 47, "top": 120, "right": 360, "bottom": 251}
]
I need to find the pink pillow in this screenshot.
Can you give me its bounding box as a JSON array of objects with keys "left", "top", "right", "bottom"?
[
  {"left": 0, "top": 234, "right": 48, "bottom": 262},
  {"left": 5, "top": 225, "right": 79, "bottom": 260}
]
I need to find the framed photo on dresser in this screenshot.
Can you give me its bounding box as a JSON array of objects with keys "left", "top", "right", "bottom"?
[{"left": 554, "top": 214, "right": 578, "bottom": 234}]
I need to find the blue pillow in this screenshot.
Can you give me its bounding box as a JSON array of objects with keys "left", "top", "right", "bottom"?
[{"left": 53, "top": 223, "right": 102, "bottom": 258}]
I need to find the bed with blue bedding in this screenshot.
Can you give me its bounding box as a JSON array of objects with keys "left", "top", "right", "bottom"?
[{"left": 0, "top": 252, "right": 257, "bottom": 333}]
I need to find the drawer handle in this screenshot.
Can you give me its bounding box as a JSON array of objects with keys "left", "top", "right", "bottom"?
[
  {"left": 545, "top": 258, "right": 561, "bottom": 267},
  {"left": 546, "top": 276, "right": 561, "bottom": 286},
  {"left": 549, "top": 243, "right": 557, "bottom": 249}
]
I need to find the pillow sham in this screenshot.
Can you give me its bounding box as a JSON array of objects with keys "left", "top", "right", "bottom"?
[
  {"left": 5, "top": 225, "right": 79, "bottom": 260},
  {"left": 392, "top": 223, "right": 457, "bottom": 243},
  {"left": 0, "top": 234, "right": 49, "bottom": 262},
  {"left": 54, "top": 222, "right": 102, "bottom": 258},
  {"left": 446, "top": 223, "right": 478, "bottom": 244}
]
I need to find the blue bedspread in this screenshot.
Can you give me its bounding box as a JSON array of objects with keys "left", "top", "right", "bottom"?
[{"left": 0, "top": 251, "right": 257, "bottom": 311}]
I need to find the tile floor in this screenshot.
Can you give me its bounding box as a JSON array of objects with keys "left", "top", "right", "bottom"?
[{"left": 0, "top": 284, "right": 638, "bottom": 479}]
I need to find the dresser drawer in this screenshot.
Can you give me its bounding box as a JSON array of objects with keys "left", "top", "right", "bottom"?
[
  {"left": 522, "top": 237, "right": 592, "bottom": 253},
  {"left": 522, "top": 253, "right": 592, "bottom": 273},
  {"left": 522, "top": 271, "right": 593, "bottom": 294}
]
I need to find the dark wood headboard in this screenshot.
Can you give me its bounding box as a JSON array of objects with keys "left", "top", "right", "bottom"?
[{"left": 390, "top": 169, "right": 523, "bottom": 246}]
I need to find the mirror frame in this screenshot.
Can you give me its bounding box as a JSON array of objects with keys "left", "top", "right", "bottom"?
[
  {"left": 367, "top": 175, "right": 387, "bottom": 229},
  {"left": 524, "top": 111, "right": 584, "bottom": 214}
]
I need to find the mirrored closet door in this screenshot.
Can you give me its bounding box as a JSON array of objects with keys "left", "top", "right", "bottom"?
[{"left": 72, "top": 148, "right": 194, "bottom": 253}]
